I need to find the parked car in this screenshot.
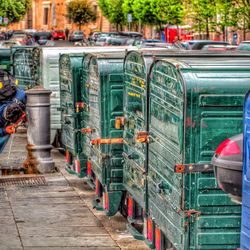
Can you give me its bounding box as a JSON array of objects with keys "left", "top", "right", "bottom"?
[
  {"left": 105, "top": 36, "right": 136, "bottom": 46},
  {"left": 183, "top": 40, "right": 230, "bottom": 50},
  {"left": 52, "top": 30, "right": 66, "bottom": 40},
  {"left": 0, "top": 32, "right": 6, "bottom": 40},
  {"left": 10, "top": 34, "right": 28, "bottom": 45},
  {"left": 237, "top": 41, "right": 250, "bottom": 51},
  {"left": 69, "top": 31, "right": 84, "bottom": 42},
  {"left": 0, "top": 40, "right": 23, "bottom": 48},
  {"left": 33, "top": 31, "right": 53, "bottom": 45},
  {"left": 94, "top": 32, "right": 119, "bottom": 46},
  {"left": 118, "top": 31, "right": 143, "bottom": 38}
]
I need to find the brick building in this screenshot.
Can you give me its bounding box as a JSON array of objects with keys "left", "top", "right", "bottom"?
[{"left": 9, "top": 0, "right": 112, "bottom": 36}]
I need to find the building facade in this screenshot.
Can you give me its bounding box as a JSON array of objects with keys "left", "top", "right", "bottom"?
[{"left": 9, "top": 0, "right": 112, "bottom": 36}]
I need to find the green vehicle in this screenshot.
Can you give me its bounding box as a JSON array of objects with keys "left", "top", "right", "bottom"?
[
  {"left": 82, "top": 52, "right": 126, "bottom": 216},
  {"left": 146, "top": 57, "right": 250, "bottom": 250},
  {"left": 0, "top": 48, "right": 11, "bottom": 71}
]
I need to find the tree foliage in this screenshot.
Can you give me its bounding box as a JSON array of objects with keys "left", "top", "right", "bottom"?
[
  {"left": 0, "top": 0, "right": 31, "bottom": 24},
  {"left": 98, "top": 0, "right": 250, "bottom": 38},
  {"left": 150, "top": 0, "right": 184, "bottom": 26},
  {"left": 67, "top": 0, "right": 97, "bottom": 30},
  {"left": 98, "top": 0, "right": 125, "bottom": 30},
  {"left": 131, "top": 0, "right": 158, "bottom": 25}
]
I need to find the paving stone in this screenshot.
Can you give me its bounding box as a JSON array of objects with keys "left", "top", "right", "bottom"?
[
  {"left": 10, "top": 196, "right": 83, "bottom": 205},
  {"left": 18, "top": 225, "right": 107, "bottom": 237},
  {"left": 22, "top": 236, "right": 118, "bottom": 247},
  {"left": 0, "top": 224, "right": 19, "bottom": 236},
  {"left": 24, "top": 247, "right": 120, "bottom": 250},
  {"left": 8, "top": 191, "right": 79, "bottom": 198},
  {"left": 0, "top": 235, "right": 22, "bottom": 249}
]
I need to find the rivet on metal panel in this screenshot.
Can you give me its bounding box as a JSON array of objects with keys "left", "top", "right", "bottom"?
[{"left": 175, "top": 164, "right": 185, "bottom": 173}]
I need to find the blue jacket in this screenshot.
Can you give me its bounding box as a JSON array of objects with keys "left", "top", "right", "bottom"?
[{"left": 0, "top": 88, "right": 26, "bottom": 136}]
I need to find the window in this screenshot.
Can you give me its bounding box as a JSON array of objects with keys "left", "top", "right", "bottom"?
[{"left": 43, "top": 7, "right": 49, "bottom": 25}]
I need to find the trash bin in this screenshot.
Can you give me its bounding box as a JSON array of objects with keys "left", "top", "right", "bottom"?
[
  {"left": 146, "top": 57, "right": 250, "bottom": 249},
  {"left": 82, "top": 51, "right": 126, "bottom": 216}
]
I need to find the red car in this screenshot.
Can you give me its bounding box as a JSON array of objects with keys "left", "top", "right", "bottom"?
[{"left": 52, "top": 30, "right": 66, "bottom": 40}]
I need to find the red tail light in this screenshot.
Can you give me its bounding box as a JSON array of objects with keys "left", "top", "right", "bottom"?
[
  {"left": 155, "top": 226, "right": 162, "bottom": 250},
  {"left": 127, "top": 197, "right": 133, "bottom": 218},
  {"left": 75, "top": 159, "right": 80, "bottom": 174},
  {"left": 87, "top": 161, "right": 91, "bottom": 176},
  {"left": 215, "top": 138, "right": 240, "bottom": 156},
  {"left": 65, "top": 150, "right": 70, "bottom": 164},
  {"left": 147, "top": 218, "right": 153, "bottom": 241}
]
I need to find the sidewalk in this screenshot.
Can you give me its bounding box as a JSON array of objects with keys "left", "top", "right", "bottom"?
[{"left": 0, "top": 129, "right": 148, "bottom": 250}]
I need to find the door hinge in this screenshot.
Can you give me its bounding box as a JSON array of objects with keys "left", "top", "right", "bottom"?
[
  {"left": 91, "top": 138, "right": 123, "bottom": 145},
  {"left": 185, "top": 209, "right": 201, "bottom": 218},
  {"left": 135, "top": 131, "right": 149, "bottom": 143},
  {"left": 175, "top": 163, "right": 213, "bottom": 173},
  {"left": 81, "top": 128, "right": 95, "bottom": 134}
]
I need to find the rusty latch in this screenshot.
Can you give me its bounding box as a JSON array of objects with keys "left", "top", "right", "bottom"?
[
  {"left": 115, "top": 117, "right": 126, "bottom": 129},
  {"left": 184, "top": 209, "right": 201, "bottom": 218},
  {"left": 91, "top": 138, "right": 123, "bottom": 145},
  {"left": 135, "top": 131, "right": 149, "bottom": 143},
  {"left": 75, "top": 102, "right": 87, "bottom": 113},
  {"left": 175, "top": 163, "right": 213, "bottom": 173},
  {"left": 81, "top": 128, "right": 95, "bottom": 134}
]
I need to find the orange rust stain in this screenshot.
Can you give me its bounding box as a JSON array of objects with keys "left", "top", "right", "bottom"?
[{"left": 23, "top": 144, "right": 40, "bottom": 174}]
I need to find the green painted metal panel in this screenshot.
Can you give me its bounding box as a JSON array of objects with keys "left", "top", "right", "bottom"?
[
  {"left": 59, "top": 53, "right": 84, "bottom": 155},
  {"left": 148, "top": 57, "right": 250, "bottom": 249},
  {"left": 0, "top": 48, "right": 11, "bottom": 71},
  {"left": 84, "top": 52, "right": 125, "bottom": 191},
  {"left": 11, "top": 47, "right": 40, "bottom": 90}
]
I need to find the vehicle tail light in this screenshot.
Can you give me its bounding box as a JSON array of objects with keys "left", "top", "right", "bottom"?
[
  {"left": 147, "top": 218, "right": 153, "bottom": 242},
  {"left": 65, "top": 150, "right": 70, "bottom": 164},
  {"left": 155, "top": 226, "right": 162, "bottom": 250},
  {"left": 87, "top": 161, "right": 91, "bottom": 176},
  {"left": 215, "top": 138, "right": 240, "bottom": 156},
  {"left": 75, "top": 159, "right": 80, "bottom": 174},
  {"left": 127, "top": 197, "right": 133, "bottom": 218},
  {"left": 103, "top": 192, "right": 109, "bottom": 210}
]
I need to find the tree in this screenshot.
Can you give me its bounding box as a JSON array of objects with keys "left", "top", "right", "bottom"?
[
  {"left": 0, "top": 0, "right": 31, "bottom": 25},
  {"left": 189, "top": 0, "right": 217, "bottom": 39},
  {"left": 98, "top": 0, "right": 125, "bottom": 31},
  {"left": 237, "top": 0, "right": 250, "bottom": 40},
  {"left": 131, "top": 0, "right": 158, "bottom": 25},
  {"left": 150, "top": 0, "right": 184, "bottom": 39},
  {"left": 67, "top": 0, "right": 97, "bottom": 30},
  {"left": 216, "top": 0, "right": 239, "bottom": 41}
]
